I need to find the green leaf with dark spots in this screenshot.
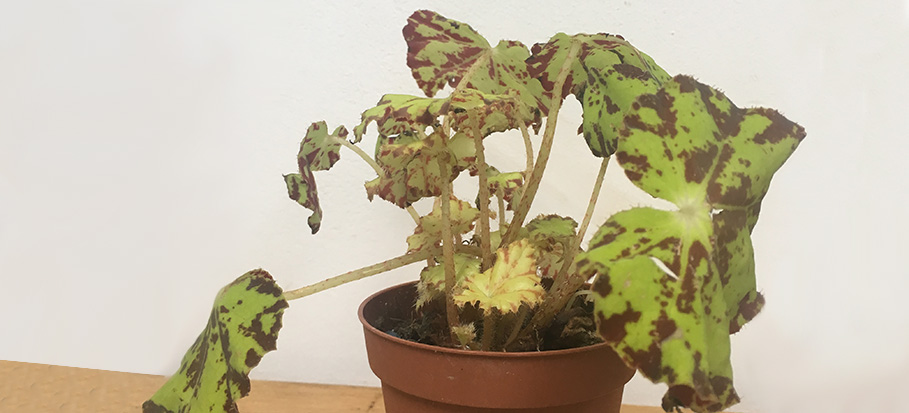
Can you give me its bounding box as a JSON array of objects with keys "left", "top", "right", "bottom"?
[
  {"left": 581, "top": 63, "right": 663, "bottom": 157},
  {"left": 143, "top": 270, "right": 288, "bottom": 413},
  {"left": 285, "top": 121, "right": 347, "bottom": 234},
  {"left": 579, "top": 75, "right": 804, "bottom": 412},
  {"left": 406, "top": 196, "right": 480, "bottom": 253},
  {"left": 404, "top": 10, "right": 546, "bottom": 118},
  {"left": 527, "top": 33, "right": 670, "bottom": 111},
  {"left": 352, "top": 94, "right": 448, "bottom": 144},
  {"left": 526, "top": 214, "right": 578, "bottom": 279},
  {"left": 527, "top": 33, "right": 670, "bottom": 156}
]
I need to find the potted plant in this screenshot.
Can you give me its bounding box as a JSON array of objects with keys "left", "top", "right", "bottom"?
[{"left": 143, "top": 9, "right": 804, "bottom": 413}]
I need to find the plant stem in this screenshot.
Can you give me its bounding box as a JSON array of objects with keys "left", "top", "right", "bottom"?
[
  {"left": 437, "top": 123, "right": 461, "bottom": 344},
  {"left": 520, "top": 155, "right": 610, "bottom": 339},
  {"left": 518, "top": 123, "right": 534, "bottom": 176},
  {"left": 502, "top": 305, "right": 528, "bottom": 348},
  {"left": 339, "top": 138, "right": 420, "bottom": 224},
  {"left": 471, "top": 111, "right": 493, "bottom": 270},
  {"left": 481, "top": 311, "right": 497, "bottom": 351},
  {"left": 502, "top": 40, "right": 581, "bottom": 246},
  {"left": 497, "top": 190, "right": 506, "bottom": 232},
  {"left": 282, "top": 248, "right": 436, "bottom": 301}
]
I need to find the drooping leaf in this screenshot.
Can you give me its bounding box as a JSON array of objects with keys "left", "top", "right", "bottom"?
[
  {"left": 365, "top": 130, "right": 476, "bottom": 208},
  {"left": 454, "top": 239, "right": 545, "bottom": 313},
  {"left": 448, "top": 89, "right": 540, "bottom": 136},
  {"left": 352, "top": 94, "right": 448, "bottom": 143},
  {"left": 525, "top": 214, "right": 578, "bottom": 279},
  {"left": 407, "top": 196, "right": 480, "bottom": 253},
  {"left": 581, "top": 63, "right": 663, "bottom": 157},
  {"left": 284, "top": 121, "right": 348, "bottom": 234},
  {"left": 528, "top": 32, "right": 670, "bottom": 106},
  {"left": 527, "top": 33, "right": 671, "bottom": 156},
  {"left": 578, "top": 75, "right": 804, "bottom": 412},
  {"left": 474, "top": 166, "right": 524, "bottom": 212},
  {"left": 404, "top": 10, "right": 546, "bottom": 117},
  {"left": 416, "top": 253, "right": 481, "bottom": 308},
  {"left": 143, "top": 270, "right": 288, "bottom": 413}
]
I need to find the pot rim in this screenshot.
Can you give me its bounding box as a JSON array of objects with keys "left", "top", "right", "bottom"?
[{"left": 357, "top": 280, "right": 614, "bottom": 359}]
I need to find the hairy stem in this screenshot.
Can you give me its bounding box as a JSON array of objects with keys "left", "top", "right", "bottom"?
[
  {"left": 521, "top": 155, "right": 610, "bottom": 339},
  {"left": 339, "top": 138, "right": 420, "bottom": 224},
  {"left": 481, "top": 312, "right": 498, "bottom": 351},
  {"left": 502, "top": 305, "right": 528, "bottom": 348},
  {"left": 497, "top": 190, "right": 506, "bottom": 231},
  {"left": 282, "top": 248, "right": 436, "bottom": 301},
  {"left": 518, "top": 123, "right": 534, "bottom": 176},
  {"left": 437, "top": 125, "right": 461, "bottom": 343},
  {"left": 471, "top": 111, "right": 493, "bottom": 270},
  {"left": 502, "top": 40, "right": 581, "bottom": 246}
]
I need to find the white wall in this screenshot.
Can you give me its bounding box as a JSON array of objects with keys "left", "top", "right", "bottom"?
[{"left": 2, "top": 1, "right": 907, "bottom": 411}]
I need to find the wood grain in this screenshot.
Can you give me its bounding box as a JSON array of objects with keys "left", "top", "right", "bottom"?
[{"left": 0, "top": 360, "right": 680, "bottom": 412}]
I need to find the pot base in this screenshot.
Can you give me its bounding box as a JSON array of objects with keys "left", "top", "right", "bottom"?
[{"left": 359, "top": 282, "right": 635, "bottom": 413}]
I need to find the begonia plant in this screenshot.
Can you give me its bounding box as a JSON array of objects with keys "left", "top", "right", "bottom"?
[{"left": 145, "top": 10, "right": 804, "bottom": 413}]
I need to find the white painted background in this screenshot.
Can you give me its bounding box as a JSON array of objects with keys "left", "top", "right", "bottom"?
[{"left": 2, "top": 1, "right": 908, "bottom": 411}]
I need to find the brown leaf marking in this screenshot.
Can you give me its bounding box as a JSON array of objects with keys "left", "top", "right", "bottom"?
[
  {"left": 681, "top": 143, "right": 718, "bottom": 184},
  {"left": 597, "top": 303, "right": 641, "bottom": 343},
  {"left": 730, "top": 292, "right": 764, "bottom": 334},
  {"left": 678, "top": 241, "right": 709, "bottom": 314}
]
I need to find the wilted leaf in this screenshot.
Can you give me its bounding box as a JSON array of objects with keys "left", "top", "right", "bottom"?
[
  {"left": 284, "top": 121, "right": 348, "bottom": 234},
  {"left": 143, "top": 270, "right": 288, "bottom": 413},
  {"left": 407, "top": 196, "right": 480, "bottom": 253},
  {"left": 352, "top": 94, "right": 448, "bottom": 143},
  {"left": 454, "top": 239, "right": 545, "bottom": 313},
  {"left": 527, "top": 33, "right": 670, "bottom": 156},
  {"left": 578, "top": 75, "right": 804, "bottom": 412},
  {"left": 404, "top": 10, "right": 546, "bottom": 118},
  {"left": 416, "top": 253, "right": 481, "bottom": 308},
  {"left": 448, "top": 89, "right": 541, "bottom": 136}
]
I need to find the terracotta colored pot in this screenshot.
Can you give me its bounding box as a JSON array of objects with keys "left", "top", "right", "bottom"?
[{"left": 358, "top": 281, "right": 635, "bottom": 413}]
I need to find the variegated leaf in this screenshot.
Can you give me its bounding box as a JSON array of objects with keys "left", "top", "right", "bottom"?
[
  {"left": 416, "top": 253, "right": 481, "bottom": 308},
  {"left": 526, "top": 214, "right": 578, "bottom": 279},
  {"left": 407, "top": 196, "right": 480, "bottom": 253},
  {"left": 284, "top": 121, "right": 348, "bottom": 234},
  {"left": 528, "top": 33, "right": 670, "bottom": 106},
  {"left": 527, "top": 33, "right": 670, "bottom": 156},
  {"left": 404, "top": 10, "right": 546, "bottom": 117},
  {"left": 454, "top": 239, "right": 544, "bottom": 313},
  {"left": 581, "top": 63, "right": 663, "bottom": 157},
  {"left": 448, "top": 89, "right": 540, "bottom": 136},
  {"left": 365, "top": 131, "right": 475, "bottom": 208},
  {"left": 475, "top": 166, "right": 524, "bottom": 211},
  {"left": 579, "top": 75, "right": 804, "bottom": 412},
  {"left": 352, "top": 94, "right": 448, "bottom": 143},
  {"left": 143, "top": 270, "right": 288, "bottom": 413}
]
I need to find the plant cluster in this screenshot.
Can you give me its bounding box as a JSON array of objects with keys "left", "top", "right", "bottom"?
[{"left": 145, "top": 10, "right": 804, "bottom": 413}]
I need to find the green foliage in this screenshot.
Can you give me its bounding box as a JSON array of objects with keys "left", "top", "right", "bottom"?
[
  {"left": 525, "top": 214, "right": 578, "bottom": 279},
  {"left": 284, "top": 121, "right": 347, "bottom": 234},
  {"left": 407, "top": 197, "right": 480, "bottom": 253},
  {"left": 577, "top": 75, "right": 805, "bottom": 412},
  {"left": 454, "top": 239, "right": 545, "bottom": 313},
  {"left": 527, "top": 33, "right": 670, "bottom": 156},
  {"left": 404, "top": 10, "right": 546, "bottom": 117},
  {"left": 144, "top": 270, "right": 288, "bottom": 413},
  {"left": 417, "top": 253, "right": 481, "bottom": 308},
  {"left": 272, "top": 10, "right": 804, "bottom": 413}
]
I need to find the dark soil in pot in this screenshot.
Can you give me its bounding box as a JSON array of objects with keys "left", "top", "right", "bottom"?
[{"left": 358, "top": 281, "right": 635, "bottom": 413}]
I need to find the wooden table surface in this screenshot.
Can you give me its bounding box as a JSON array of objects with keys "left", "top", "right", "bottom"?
[{"left": 0, "top": 360, "right": 678, "bottom": 412}]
